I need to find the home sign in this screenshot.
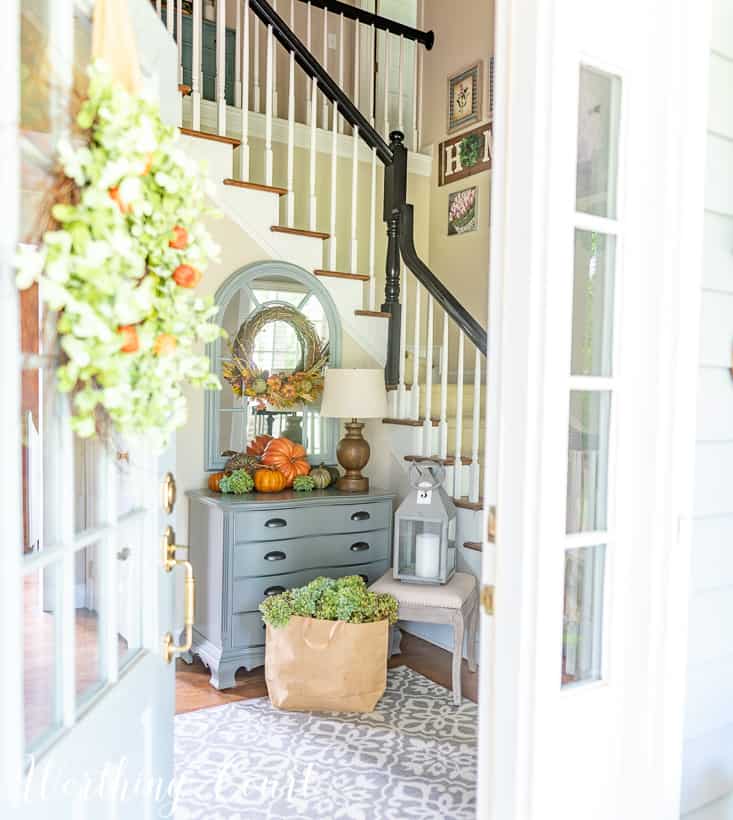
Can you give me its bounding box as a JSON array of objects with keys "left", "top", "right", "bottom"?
[{"left": 438, "top": 121, "right": 493, "bottom": 187}]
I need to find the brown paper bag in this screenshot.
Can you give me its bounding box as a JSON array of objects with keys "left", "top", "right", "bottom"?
[{"left": 265, "top": 615, "right": 389, "bottom": 713}]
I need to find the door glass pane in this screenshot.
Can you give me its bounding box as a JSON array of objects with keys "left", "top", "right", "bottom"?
[
  {"left": 571, "top": 231, "right": 616, "bottom": 377},
  {"left": 75, "top": 542, "right": 103, "bottom": 705},
  {"left": 24, "top": 562, "right": 61, "bottom": 747},
  {"left": 562, "top": 545, "right": 606, "bottom": 686},
  {"left": 575, "top": 67, "right": 621, "bottom": 218},
  {"left": 566, "top": 391, "right": 611, "bottom": 533}
]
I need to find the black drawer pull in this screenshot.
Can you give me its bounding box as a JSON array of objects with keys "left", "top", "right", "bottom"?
[
  {"left": 350, "top": 511, "right": 370, "bottom": 521},
  {"left": 358, "top": 574, "right": 369, "bottom": 583},
  {"left": 350, "top": 542, "right": 370, "bottom": 552},
  {"left": 265, "top": 518, "right": 287, "bottom": 528},
  {"left": 264, "top": 585, "right": 286, "bottom": 596},
  {"left": 264, "top": 550, "right": 287, "bottom": 561}
]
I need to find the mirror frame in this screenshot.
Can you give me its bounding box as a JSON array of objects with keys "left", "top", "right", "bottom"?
[{"left": 204, "top": 261, "right": 342, "bottom": 472}]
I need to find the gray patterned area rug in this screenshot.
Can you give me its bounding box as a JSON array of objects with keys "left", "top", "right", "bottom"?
[{"left": 173, "top": 666, "right": 478, "bottom": 820}]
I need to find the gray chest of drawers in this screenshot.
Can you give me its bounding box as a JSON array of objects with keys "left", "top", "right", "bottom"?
[{"left": 185, "top": 487, "right": 394, "bottom": 689}]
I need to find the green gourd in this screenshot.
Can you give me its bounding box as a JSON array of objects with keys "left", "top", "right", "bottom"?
[
  {"left": 220, "top": 469, "right": 254, "bottom": 494},
  {"left": 309, "top": 463, "right": 332, "bottom": 489}
]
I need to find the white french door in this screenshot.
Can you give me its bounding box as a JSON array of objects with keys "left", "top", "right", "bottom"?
[
  {"left": 1, "top": 1, "right": 185, "bottom": 818},
  {"left": 479, "top": 0, "right": 709, "bottom": 818}
]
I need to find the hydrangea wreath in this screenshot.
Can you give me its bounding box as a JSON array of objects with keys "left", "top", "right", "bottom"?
[{"left": 16, "top": 64, "right": 223, "bottom": 444}]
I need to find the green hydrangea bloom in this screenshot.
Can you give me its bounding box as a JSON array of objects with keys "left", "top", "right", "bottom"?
[
  {"left": 220, "top": 469, "right": 254, "bottom": 495},
  {"left": 260, "top": 574, "right": 398, "bottom": 629},
  {"left": 293, "top": 475, "right": 316, "bottom": 492}
]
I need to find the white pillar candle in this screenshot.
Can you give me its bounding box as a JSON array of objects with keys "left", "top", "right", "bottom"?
[{"left": 415, "top": 532, "right": 441, "bottom": 579}]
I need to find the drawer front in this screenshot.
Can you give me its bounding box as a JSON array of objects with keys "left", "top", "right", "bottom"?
[
  {"left": 231, "top": 559, "right": 390, "bottom": 647},
  {"left": 234, "top": 500, "right": 392, "bottom": 543},
  {"left": 232, "top": 560, "right": 390, "bottom": 614},
  {"left": 232, "top": 529, "right": 390, "bottom": 578}
]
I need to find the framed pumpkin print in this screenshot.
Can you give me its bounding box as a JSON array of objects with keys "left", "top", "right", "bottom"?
[{"left": 447, "top": 61, "right": 483, "bottom": 134}]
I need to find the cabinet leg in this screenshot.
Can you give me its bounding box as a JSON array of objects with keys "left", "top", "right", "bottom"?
[
  {"left": 209, "top": 660, "right": 239, "bottom": 691},
  {"left": 390, "top": 626, "right": 403, "bottom": 656}
]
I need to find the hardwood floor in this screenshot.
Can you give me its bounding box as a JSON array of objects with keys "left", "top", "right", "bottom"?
[{"left": 175, "top": 631, "right": 479, "bottom": 714}]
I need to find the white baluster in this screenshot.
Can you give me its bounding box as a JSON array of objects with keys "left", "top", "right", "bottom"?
[
  {"left": 350, "top": 18, "right": 360, "bottom": 272},
  {"left": 234, "top": 0, "right": 242, "bottom": 106},
  {"left": 453, "top": 332, "right": 465, "bottom": 498},
  {"left": 439, "top": 312, "right": 449, "bottom": 458},
  {"left": 397, "top": 262, "right": 408, "bottom": 418},
  {"left": 469, "top": 348, "right": 482, "bottom": 503},
  {"left": 156, "top": 0, "right": 162, "bottom": 15},
  {"left": 272, "top": 0, "right": 279, "bottom": 116},
  {"left": 369, "top": 24, "right": 376, "bottom": 127},
  {"left": 382, "top": 31, "right": 390, "bottom": 138},
  {"left": 398, "top": 34, "right": 405, "bottom": 135},
  {"left": 239, "top": 0, "right": 250, "bottom": 180},
  {"left": 368, "top": 147, "right": 377, "bottom": 310},
  {"left": 412, "top": 40, "right": 419, "bottom": 150},
  {"left": 328, "top": 102, "right": 338, "bottom": 269},
  {"left": 321, "top": 8, "right": 329, "bottom": 128},
  {"left": 192, "top": 0, "right": 203, "bottom": 131},
  {"left": 422, "top": 294, "right": 434, "bottom": 455},
  {"left": 265, "top": 24, "right": 274, "bottom": 186},
  {"left": 286, "top": 48, "right": 295, "bottom": 226},
  {"left": 338, "top": 12, "right": 345, "bottom": 134},
  {"left": 177, "top": 0, "right": 183, "bottom": 84},
  {"left": 306, "top": 2, "right": 313, "bottom": 125},
  {"left": 253, "top": 9, "right": 261, "bottom": 113},
  {"left": 309, "top": 76, "right": 318, "bottom": 231},
  {"left": 216, "top": 0, "right": 226, "bottom": 135},
  {"left": 416, "top": 32, "right": 423, "bottom": 150},
  {"left": 411, "top": 280, "right": 421, "bottom": 418},
  {"left": 166, "top": 0, "right": 174, "bottom": 33}
]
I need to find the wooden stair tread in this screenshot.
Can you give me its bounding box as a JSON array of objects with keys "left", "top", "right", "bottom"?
[
  {"left": 271, "top": 226, "right": 330, "bottom": 240},
  {"left": 355, "top": 309, "right": 390, "bottom": 317},
  {"left": 404, "top": 454, "right": 472, "bottom": 466},
  {"left": 452, "top": 497, "right": 484, "bottom": 511},
  {"left": 179, "top": 127, "right": 241, "bottom": 147},
  {"left": 223, "top": 178, "right": 288, "bottom": 196},
  {"left": 463, "top": 541, "right": 483, "bottom": 552},
  {"left": 314, "top": 269, "right": 368, "bottom": 281},
  {"left": 382, "top": 417, "right": 439, "bottom": 427}
]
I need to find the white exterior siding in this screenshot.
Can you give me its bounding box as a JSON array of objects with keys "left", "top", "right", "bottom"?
[{"left": 681, "top": 1, "right": 733, "bottom": 814}]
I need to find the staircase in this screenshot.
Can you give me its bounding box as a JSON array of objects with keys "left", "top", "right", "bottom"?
[{"left": 157, "top": 0, "right": 489, "bottom": 565}]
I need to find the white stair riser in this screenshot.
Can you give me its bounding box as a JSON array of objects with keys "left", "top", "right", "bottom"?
[{"left": 180, "top": 134, "right": 234, "bottom": 182}]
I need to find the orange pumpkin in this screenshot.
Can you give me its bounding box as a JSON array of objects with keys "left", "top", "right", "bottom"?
[
  {"left": 261, "top": 437, "right": 311, "bottom": 487},
  {"left": 208, "top": 471, "right": 226, "bottom": 492},
  {"left": 246, "top": 434, "right": 273, "bottom": 458},
  {"left": 253, "top": 467, "right": 287, "bottom": 493}
]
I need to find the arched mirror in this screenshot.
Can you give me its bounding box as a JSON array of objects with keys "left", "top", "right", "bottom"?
[{"left": 205, "top": 261, "right": 342, "bottom": 471}]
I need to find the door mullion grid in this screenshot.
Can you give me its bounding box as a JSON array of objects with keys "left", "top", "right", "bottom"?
[{"left": 573, "top": 212, "right": 620, "bottom": 236}]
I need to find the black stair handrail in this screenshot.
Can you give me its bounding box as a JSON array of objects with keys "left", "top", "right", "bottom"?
[
  {"left": 295, "top": 0, "right": 434, "bottom": 50},
  {"left": 249, "top": 0, "right": 488, "bottom": 383},
  {"left": 249, "top": 0, "right": 392, "bottom": 164},
  {"left": 399, "top": 204, "right": 487, "bottom": 356}
]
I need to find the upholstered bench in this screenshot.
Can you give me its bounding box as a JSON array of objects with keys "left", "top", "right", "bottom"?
[{"left": 369, "top": 570, "right": 479, "bottom": 705}]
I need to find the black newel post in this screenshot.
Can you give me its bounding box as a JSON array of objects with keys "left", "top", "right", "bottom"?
[{"left": 382, "top": 131, "right": 408, "bottom": 389}]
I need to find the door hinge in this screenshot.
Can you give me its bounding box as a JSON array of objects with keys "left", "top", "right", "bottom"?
[{"left": 481, "top": 584, "right": 495, "bottom": 616}]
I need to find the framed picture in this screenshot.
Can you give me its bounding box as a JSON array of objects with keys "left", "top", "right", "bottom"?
[
  {"left": 447, "top": 62, "right": 483, "bottom": 134},
  {"left": 448, "top": 187, "right": 478, "bottom": 236}
]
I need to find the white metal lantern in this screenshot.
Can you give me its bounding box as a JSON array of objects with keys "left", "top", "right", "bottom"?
[{"left": 393, "top": 461, "right": 457, "bottom": 585}]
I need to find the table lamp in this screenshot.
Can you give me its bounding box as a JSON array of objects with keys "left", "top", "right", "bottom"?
[{"left": 319, "top": 369, "right": 388, "bottom": 492}]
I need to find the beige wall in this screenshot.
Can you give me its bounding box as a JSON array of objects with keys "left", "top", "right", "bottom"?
[{"left": 419, "top": 0, "right": 494, "bottom": 328}]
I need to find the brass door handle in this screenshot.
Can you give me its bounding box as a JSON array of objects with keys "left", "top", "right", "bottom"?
[{"left": 161, "top": 526, "right": 195, "bottom": 664}]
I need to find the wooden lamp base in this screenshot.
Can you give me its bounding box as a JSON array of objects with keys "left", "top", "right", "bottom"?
[{"left": 335, "top": 419, "right": 370, "bottom": 492}]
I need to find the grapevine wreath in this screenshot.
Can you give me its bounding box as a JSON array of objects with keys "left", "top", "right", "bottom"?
[{"left": 221, "top": 304, "right": 329, "bottom": 411}]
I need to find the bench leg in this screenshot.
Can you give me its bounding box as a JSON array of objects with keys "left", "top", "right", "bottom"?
[
  {"left": 467, "top": 599, "right": 479, "bottom": 673},
  {"left": 452, "top": 614, "right": 464, "bottom": 706}
]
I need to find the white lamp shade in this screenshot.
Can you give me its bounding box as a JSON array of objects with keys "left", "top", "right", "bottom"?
[{"left": 319, "top": 369, "right": 389, "bottom": 419}]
